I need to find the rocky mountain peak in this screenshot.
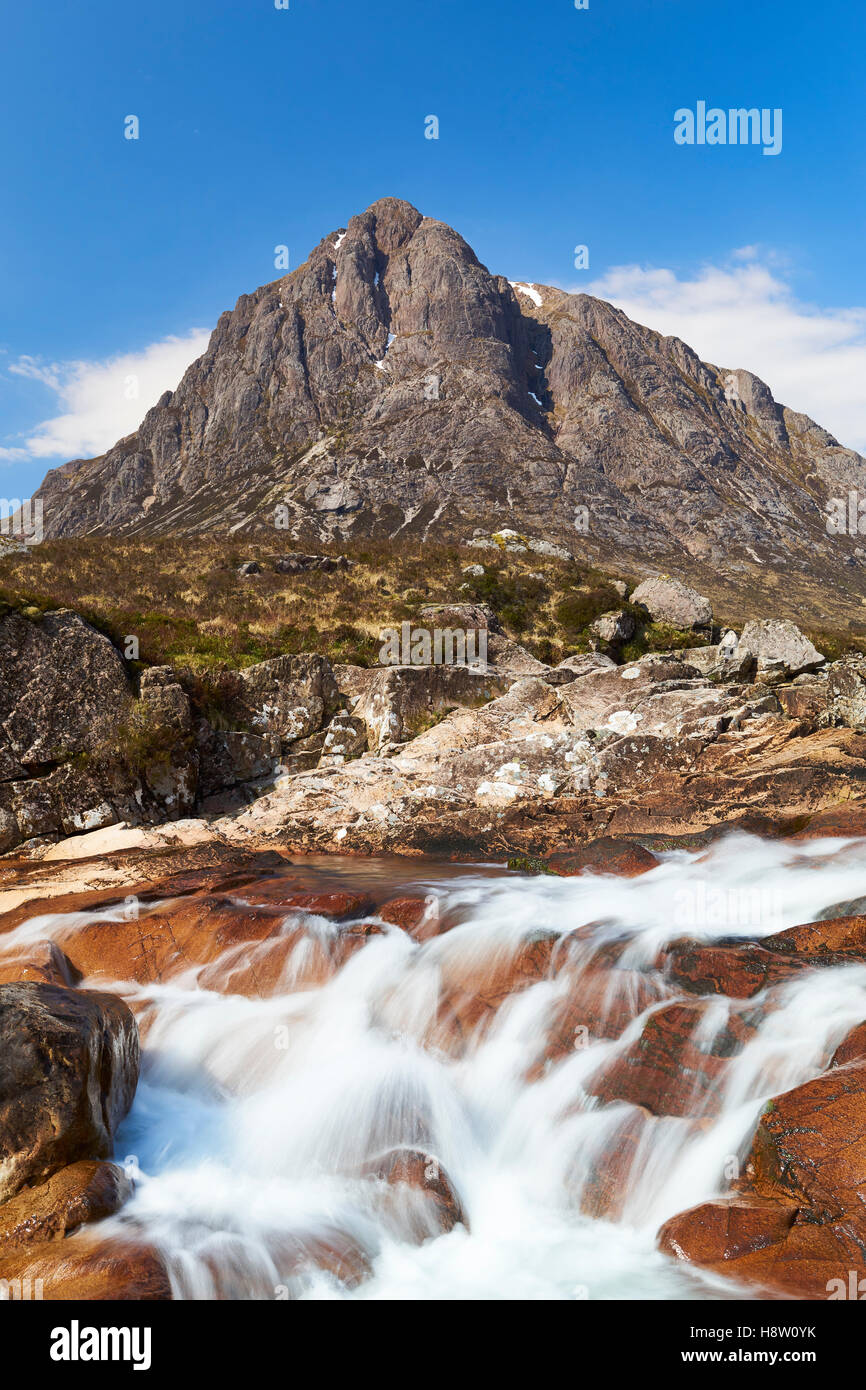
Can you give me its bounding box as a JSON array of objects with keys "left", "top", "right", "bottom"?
[{"left": 32, "top": 197, "right": 866, "bottom": 621}]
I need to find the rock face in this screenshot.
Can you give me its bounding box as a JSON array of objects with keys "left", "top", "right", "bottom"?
[
  {"left": 201, "top": 640, "right": 866, "bottom": 858},
  {"left": 32, "top": 198, "right": 866, "bottom": 621},
  {"left": 0, "top": 983, "right": 140, "bottom": 1202},
  {"left": 233, "top": 654, "right": 340, "bottom": 748},
  {"left": 630, "top": 578, "right": 712, "bottom": 631},
  {"left": 0, "top": 611, "right": 133, "bottom": 780}
]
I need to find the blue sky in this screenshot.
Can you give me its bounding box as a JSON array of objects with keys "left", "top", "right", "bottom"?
[{"left": 2, "top": 0, "right": 865, "bottom": 500}]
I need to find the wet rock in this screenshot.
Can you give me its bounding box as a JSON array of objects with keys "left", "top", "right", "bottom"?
[
  {"left": 437, "top": 932, "right": 562, "bottom": 1048},
  {"left": 587, "top": 1001, "right": 755, "bottom": 1118},
  {"left": 662, "top": 939, "right": 812, "bottom": 998},
  {"left": 378, "top": 895, "right": 445, "bottom": 940},
  {"left": 545, "top": 837, "right": 659, "bottom": 878},
  {"left": 267, "top": 1227, "right": 371, "bottom": 1293},
  {"left": 363, "top": 1147, "right": 468, "bottom": 1236},
  {"left": 0, "top": 1232, "right": 172, "bottom": 1300},
  {"left": 790, "top": 803, "right": 866, "bottom": 840},
  {"left": 746, "top": 1061, "right": 866, "bottom": 1217},
  {"left": 660, "top": 1061, "right": 866, "bottom": 1297},
  {"left": 0, "top": 983, "right": 139, "bottom": 1202},
  {"left": 238, "top": 561, "right": 261, "bottom": 576},
  {"left": 0, "top": 1160, "right": 132, "bottom": 1252},
  {"left": 570, "top": 1107, "right": 649, "bottom": 1220},
  {"left": 543, "top": 961, "right": 667, "bottom": 1054},
  {"left": 656, "top": 1194, "right": 866, "bottom": 1299},
  {"left": 762, "top": 914, "right": 866, "bottom": 957},
  {"left": 0, "top": 940, "right": 81, "bottom": 989},
  {"left": 269, "top": 890, "right": 375, "bottom": 920},
  {"left": 631, "top": 578, "right": 712, "bottom": 631},
  {"left": 830, "top": 1020, "right": 866, "bottom": 1068}
]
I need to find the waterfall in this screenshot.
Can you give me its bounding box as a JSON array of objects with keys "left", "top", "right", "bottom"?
[{"left": 5, "top": 830, "right": 866, "bottom": 1300}]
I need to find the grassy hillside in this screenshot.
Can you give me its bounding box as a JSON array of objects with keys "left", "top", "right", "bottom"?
[{"left": 0, "top": 534, "right": 863, "bottom": 675}]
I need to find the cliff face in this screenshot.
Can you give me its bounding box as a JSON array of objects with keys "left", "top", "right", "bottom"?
[{"left": 35, "top": 197, "right": 866, "bottom": 593}]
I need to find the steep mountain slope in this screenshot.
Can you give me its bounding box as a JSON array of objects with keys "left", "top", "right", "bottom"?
[{"left": 34, "top": 197, "right": 866, "bottom": 618}]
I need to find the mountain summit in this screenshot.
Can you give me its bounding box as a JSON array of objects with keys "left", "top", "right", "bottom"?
[{"left": 34, "top": 197, "right": 866, "bottom": 611}]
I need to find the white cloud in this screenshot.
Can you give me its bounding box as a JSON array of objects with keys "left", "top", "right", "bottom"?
[
  {"left": 0, "top": 329, "right": 211, "bottom": 463},
  {"left": 585, "top": 252, "right": 866, "bottom": 454}
]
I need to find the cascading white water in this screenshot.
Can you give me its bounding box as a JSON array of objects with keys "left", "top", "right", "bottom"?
[{"left": 6, "top": 830, "right": 866, "bottom": 1300}]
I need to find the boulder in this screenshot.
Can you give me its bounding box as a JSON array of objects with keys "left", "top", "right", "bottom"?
[
  {"left": 630, "top": 577, "right": 712, "bottom": 630},
  {"left": 0, "top": 1232, "right": 171, "bottom": 1300},
  {"left": 0, "top": 1160, "right": 132, "bottom": 1253},
  {"left": 556, "top": 653, "right": 617, "bottom": 677},
  {"left": 762, "top": 913, "right": 866, "bottom": 958},
  {"left": 660, "top": 1061, "right": 866, "bottom": 1297},
  {"left": 378, "top": 895, "right": 446, "bottom": 941},
  {"left": 736, "top": 619, "right": 824, "bottom": 677},
  {"left": 662, "top": 939, "right": 812, "bottom": 999},
  {"left": 656, "top": 1194, "right": 864, "bottom": 1299},
  {"left": 777, "top": 680, "right": 829, "bottom": 722},
  {"left": 275, "top": 553, "right": 353, "bottom": 574},
  {"left": 485, "top": 633, "right": 550, "bottom": 676},
  {"left": 589, "top": 610, "right": 636, "bottom": 644},
  {"left": 362, "top": 1147, "right": 468, "bottom": 1238},
  {"left": 746, "top": 1062, "right": 866, "bottom": 1216},
  {"left": 544, "top": 837, "right": 659, "bottom": 878},
  {"left": 40, "top": 764, "right": 124, "bottom": 837},
  {"left": 139, "top": 666, "right": 192, "bottom": 733},
  {"left": 0, "top": 941, "right": 81, "bottom": 989},
  {"left": 417, "top": 602, "right": 502, "bottom": 634},
  {"left": 0, "top": 983, "right": 140, "bottom": 1202}
]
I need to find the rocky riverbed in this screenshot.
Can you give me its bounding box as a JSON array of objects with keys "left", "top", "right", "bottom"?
[{"left": 4, "top": 577, "right": 866, "bottom": 1300}]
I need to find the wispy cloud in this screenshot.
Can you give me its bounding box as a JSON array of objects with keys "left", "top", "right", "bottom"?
[
  {"left": 586, "top": 251, "right": 866, "bottom": 454},
  {"left": 0, "top": 329, "right": 210, "bottom": 463}
]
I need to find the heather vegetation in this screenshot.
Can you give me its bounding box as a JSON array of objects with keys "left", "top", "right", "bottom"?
[{"left": 0, "top": 535, "right": 861, "bottom": 678}]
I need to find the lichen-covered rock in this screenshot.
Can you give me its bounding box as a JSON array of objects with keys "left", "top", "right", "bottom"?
[
  {"left": 736, "top": 619, "right": 824, "bottom": 676},
  {"left": 139, "top": 666, "right": 192, "bottom": 732},
  {"left": 233, "top": 654, "right": 340, "bottom": 748},
  {"left": 0, "top": 610, "right": 132, "bottom": 777},
  {"left": 826, "top": 657, "right": 866, "bottom": 728}
]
